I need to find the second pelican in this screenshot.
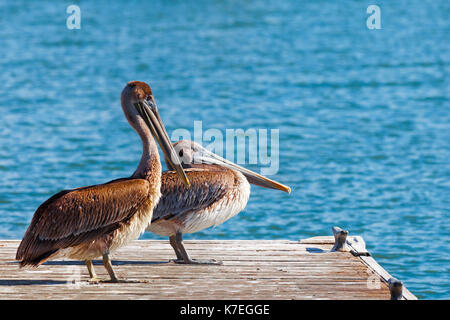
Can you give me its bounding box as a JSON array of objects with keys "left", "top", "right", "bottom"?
[{"left": 147, "top": 140, "right": 290, "bottom": 264}]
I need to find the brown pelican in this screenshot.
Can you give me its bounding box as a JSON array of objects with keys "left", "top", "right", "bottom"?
[
  {"left": 16, "top": 81, "right": 190, "bottom": 282},
  {"left": 147, "top": 140, "right": 290, "bottom": 264}
]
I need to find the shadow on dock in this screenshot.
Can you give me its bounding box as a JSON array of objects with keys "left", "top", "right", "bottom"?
[
  {"left": 0, "top": 279, "right": 67, "bottom": 286},
  {"left": 43, "top": 260, "right": 170, "bottom": 266},
  {"left": 306, "top": 247, "right": 326, "bottom": 253}
]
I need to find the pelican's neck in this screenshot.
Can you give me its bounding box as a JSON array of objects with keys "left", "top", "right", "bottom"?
[{"left": 132, "top": 129, "right": 162, "bottom": 182}]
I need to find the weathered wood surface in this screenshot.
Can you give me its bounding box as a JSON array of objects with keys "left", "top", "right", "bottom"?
[{"left": 0, "top": 238, "right": 416, "bottom": 300}]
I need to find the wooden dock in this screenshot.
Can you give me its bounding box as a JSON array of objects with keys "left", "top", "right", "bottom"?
[{"left": 0, "top": 235, "right": 416, "bottom": 300}]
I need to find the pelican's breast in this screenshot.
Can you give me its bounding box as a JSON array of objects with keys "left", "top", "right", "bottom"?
[{"left": 180, "top": 170, "right": 250, "bottom": 234}]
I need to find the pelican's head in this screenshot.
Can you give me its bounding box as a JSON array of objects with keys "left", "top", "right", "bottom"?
[
  {"left": 171, "top": 140, "right": 204, "bottom": 166},
  {"left": 121, "top": 81, "right": 190, "bottom": 187},
  {"left": 169, "top": 140, "right": 290, "bottom": 193},
  {"left": 121, "top": 81, "right": 155, "bottom": 126}
]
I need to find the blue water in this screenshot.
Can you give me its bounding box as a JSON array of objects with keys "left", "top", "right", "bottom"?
[{"left": 0, "top": 1, "right": 449, "bottom": 299}]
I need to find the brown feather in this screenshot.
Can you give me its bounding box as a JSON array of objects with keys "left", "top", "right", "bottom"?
[
  {"left": 127, "top": 81, "right": 152, "bottom": 98},
  {"left": 152, "top": 165, "right": 235, "bottom": 223},
  {"left": 16, "top": 178, "right": 150, "bottom": 266}
]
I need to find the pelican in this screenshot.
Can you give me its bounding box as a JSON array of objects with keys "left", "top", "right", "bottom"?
[
  {"left": 16, "top": 81, "right": 190, "bottom": 282},
  {"left": 147, "top": 140, "right": 290, "bottom": 264}
]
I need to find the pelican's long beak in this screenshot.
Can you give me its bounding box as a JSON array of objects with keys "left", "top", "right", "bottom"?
[
  {"left": 134, "top": 100, "right": 190, "bottom": 187},
  {"left": 194, "top": 149, "right": 290, "bottom": 193}
]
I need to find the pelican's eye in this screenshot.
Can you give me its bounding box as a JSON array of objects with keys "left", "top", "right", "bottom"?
[{"left": 144, "top": 96, "right": 155, "bottom": 109}]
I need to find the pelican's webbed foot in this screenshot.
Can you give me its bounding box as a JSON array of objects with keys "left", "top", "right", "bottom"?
[
  {"left": 85, "top": 260, "right": 108, "bottom": 284},
  {"left": 169, "top": 233, "right": 223, "bottom": 265},
  {"left": 88, "top": 276, "right": 107, "bottom": 284}
]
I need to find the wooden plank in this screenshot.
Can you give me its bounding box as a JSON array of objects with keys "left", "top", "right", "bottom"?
[{"left": 0, "top": 239, "right": 416, "bottom": 300}]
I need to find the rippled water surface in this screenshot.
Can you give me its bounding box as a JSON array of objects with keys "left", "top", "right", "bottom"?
[{"left": 0, "top": 1, "right": 449, "bottom": 299}]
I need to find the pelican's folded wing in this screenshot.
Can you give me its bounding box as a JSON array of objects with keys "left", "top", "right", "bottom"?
[
  {"left": 16, "top": 178, "right": 150, "bottom": 266},
  {"left": 152, "top": 166, "right": 233, "bottom": 223}
]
